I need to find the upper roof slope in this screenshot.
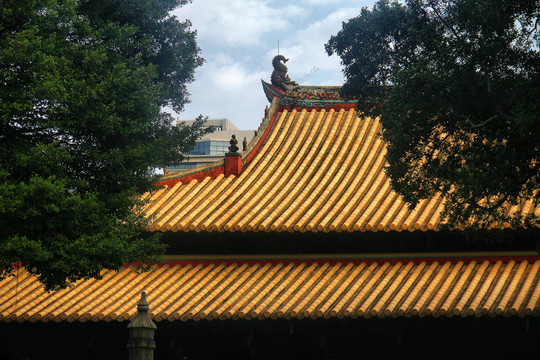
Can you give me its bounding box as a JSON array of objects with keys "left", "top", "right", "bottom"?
[{"left": 145, "top": 81, "right": 538, "bottom": 233}]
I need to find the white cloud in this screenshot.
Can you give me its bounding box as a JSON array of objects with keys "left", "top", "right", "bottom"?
[
  {"left": 174, "top": 0, "right": 304, "bottom": 48},
  {"left": 171, "top": 1, "right": 377, "bottom": 130}
]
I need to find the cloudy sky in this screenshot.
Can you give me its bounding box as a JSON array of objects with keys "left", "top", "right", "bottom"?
[{"left": 170, "top": 0, "right": 378, "bottom": 130}]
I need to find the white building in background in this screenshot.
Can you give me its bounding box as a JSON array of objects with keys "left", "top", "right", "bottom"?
[{"left": 168, "top": 118, "right": 255, "bottom": 172}]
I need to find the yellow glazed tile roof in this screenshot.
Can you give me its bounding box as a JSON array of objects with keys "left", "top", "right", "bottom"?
[
  {"left": 2, "top": 259, "right": 539, "bottom": 322},
  {"left": 146, "top": 106, "right": 539, "bottom": 233}
]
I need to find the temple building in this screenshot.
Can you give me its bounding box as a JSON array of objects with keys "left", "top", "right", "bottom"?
[{"left": 1, "top": 58, "right": 539, "bottom": 359}]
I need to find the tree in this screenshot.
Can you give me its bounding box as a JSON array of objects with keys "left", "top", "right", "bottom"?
[
  {"left": 326, "top": 0, "right": 540, "bottom": 230},
  {"left": 0, "top": 0, "right": 207, "bottom": 289}
]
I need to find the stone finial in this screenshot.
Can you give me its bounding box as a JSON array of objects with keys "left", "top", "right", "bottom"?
[
  {"left": 242, "top": 137, "right": 247, "bottom": 152},
  {"left": 128, "top": 292, "right": 157, "bottom": 360},
  {"left": 228, "top": 134, "right": 239, "bottom": 153}
]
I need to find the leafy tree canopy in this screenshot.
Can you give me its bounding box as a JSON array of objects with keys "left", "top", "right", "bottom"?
[
  {"left": 327, "top": 0, "right": 540, "bottom": 231},
  {"left": 0, "top": 0, "right": 206, "bottom": 289}
]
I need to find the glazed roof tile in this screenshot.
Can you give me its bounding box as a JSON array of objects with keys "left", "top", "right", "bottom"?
[
  {"left": 147, "top": 99, "right": 539, "bottom": 233},
  {"left": 2, "top": 259, "right": 539, "bottom": 323}
]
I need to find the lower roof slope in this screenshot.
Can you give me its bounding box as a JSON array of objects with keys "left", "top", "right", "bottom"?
[{"left": 2, "top": 259, "right": 539, "bottom": 322}]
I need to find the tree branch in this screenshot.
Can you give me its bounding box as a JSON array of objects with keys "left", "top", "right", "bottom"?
[{"left": 469, "top": 114, "right": 499, "bottom": 128}]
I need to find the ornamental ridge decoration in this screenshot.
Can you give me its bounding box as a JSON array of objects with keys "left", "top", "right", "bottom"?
[{"left": 264, "top": 55, "right": 355, "bottom": 109}]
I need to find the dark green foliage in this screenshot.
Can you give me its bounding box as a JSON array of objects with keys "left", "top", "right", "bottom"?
[
  {"left": 327, "top": 0, "right": 540, "bottom": 230},
  {"left": 0, "top": 0, "right": 206, "bottom": 289}
]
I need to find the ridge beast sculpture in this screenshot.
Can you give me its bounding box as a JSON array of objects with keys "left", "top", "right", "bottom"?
[{"left": 271, "top": 55, "right": 298, "bottom": 91}]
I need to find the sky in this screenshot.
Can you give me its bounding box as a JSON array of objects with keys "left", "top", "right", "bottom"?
[{"left": 170, "top": 0, "right": 378, "bottom": 130}]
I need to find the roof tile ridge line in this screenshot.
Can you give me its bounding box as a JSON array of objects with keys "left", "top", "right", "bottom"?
[
  {"left": 419, "top": 261, "right": 458, "bottom": 318},
  {"left": 426, "top": 262, "right": 465, "bottom": 317},
  {"left": 274, "top": 263, "right": 321, "bottom": 319},
  {"left": 167, "top": 263, "right": 225, "bottom": 320},
  {"left": 321, "top": 115, "right": 379, "bottom": 231},
  {"left": 174, "top": 263, "right": 235, "bottom": 320},
  {"left": 524, "top": 261, "right": 540, "bottom": 314},
  {"left": 306, "top": 109, "right": 365, "bottom": 231},
  {"left": 243, "top": 97, "right": 280, "bottom": 165},
  {"left": 82, "top": 270, "right": 143, "bottom": 322},
  {"left": 174, "top": 174, "right": 230, "bottom": 231},
  {"left": 481, "top": 260, "right": 516, "bottom": 316},
  {"left": 332, "top": 118, "right": 386, "bottom": 231},
  {"left": 408, "top": 261, "right": 445, "bottom": 316},
  {"left": 347, "top": 124, "right": 390, "bottom": 231},
  {"left": 359, "top": 261, "right": 404, "bottom": 318},
  {"left": 235, "top": 264, "right": 283, "bottom": 319},
  {"left": 439, "top": 261, "right": 478, "bottom": 317},
  {"left": 248, "top": 263, "right": 295, "bottom": 319},
  {"left": 371, "top": 261, "right": 416, "bottom": 317},
  {"left": 205, "top": 109, "right": 291, "bottom": 231},
  {"left": 44, "top": 268, "right": 127, "bottom": 321},
  {"left": 220, "top": 107, "right": 302, "bottom": 231},
  {"left": 219, "top": 264, "right": 274, "bottom": 319},
  {"left": 186, "top": 175, "right": 236, "bottom": 231},
  {"left": 27, "top": 269, "right": 116, "bottom": 323},
  {"left": 416, "top": 193, "right": 445, "bottom": 231},
  {"left": 0, "top": 267, "right": 31, "bottom": 303},
  {"left": 152, "top": 264, "right": 203, "bottom": 321},
  {"left": 156, "top": 175, "right": 221, "bottom": 231},
  {"left": 257, "top": 108, "right": 339, "bottom": 232},
  {"left": 285, "top": 263, "right": 333, "bottom": 318},
  {"left": 151, "top": 179, "right": 203, "bottom": 230},
  {"left": 345, "top": 262, "right": 391, "bottom": 318},
  {"left": 147, "top": 180, "right": 198, "bottom": 230},
  {"left": 22, "top": 270, "right": 104, "bottom": 323},
  {"left": 317, "top": 262, "right": 357, "bottom": 318},
  {"left": 421, "top": 261, "right": 461, "bottom": 317},
  {"left": 495, "top": 260, "right": 528, "bottom": 315},
  {"left": 210, "top": 109, "right": 295, "bottom": 231},
  {"left": 302, "top": 263, "right": 347, "bottom": 319},
  {"left": 265, "top": 108, "right": 333, "bottom": 231},
  {"left": 468, "top": 260, "right": 504, "bottom": 316},
  {"left": 293, "top": 263, "right": 342, "bottom": 318},
  {"left": 0, "top": 270, "right": 37, "bottom": 314},
  {"left": 270, "top": 109, "right": 338, "bottom": 231},
  {"left": 8, "top": 274, "right": 56, "bottom": 321},
  {"left": 403, "top": 261, "right": 442, "bottom": 317},
  {"left": 358, "top": 181, "right": 394, "bottom": 231},
  {"left": 287, "top": 108, "right": 354, "bottom": 230},
  {"left": 66, "top": 267, "right": 134, "bottom": 322},
  {"left": 161, "top": 175, "right": 214, "bottom": 232},
  {"left": 208, "top": 264, "right": 261, "bottom": 320},
  {"left": 249, "top": 109, "right": 322, "bottom": 231},
  {"left": 140, "top": 186, "right": 169, "bottom": 213},
  {"left": 332, "top": 263, "right": 374, "bottom": 318},
  {"left": 342, "top": 138, "right": 388, "bottom": 231},
  {"left": 144, "top": 180, "right": 186, "bottom": 221},
  {"left": 101, "top": 265, "right": 171, "bottom": 322},
  {"left": 288, "top": 109, "right": 355, "bottom": 231},
  {"left": 189, "top": 263, "right": 248, "bottom": 320},
  {"left": 388, "top": 261, "right": 429, "bottom": 317},
  {"left": 372, "top": 191, "right": 403, "bottom": 232},
  {"left": 110, "top": 265, "right": 176, "bottom": 321},
  {"left": 253, "top": 263, "right": 303, "bottom": 319},
  {"left": 230, "top": 108, "right": 311, "bottom": 231},
  {"left": 508, "top": 260, "right": 540, "bottom": 314},
  {"left": 453, "top": 260, "right": 490, "bottom": 316}
]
